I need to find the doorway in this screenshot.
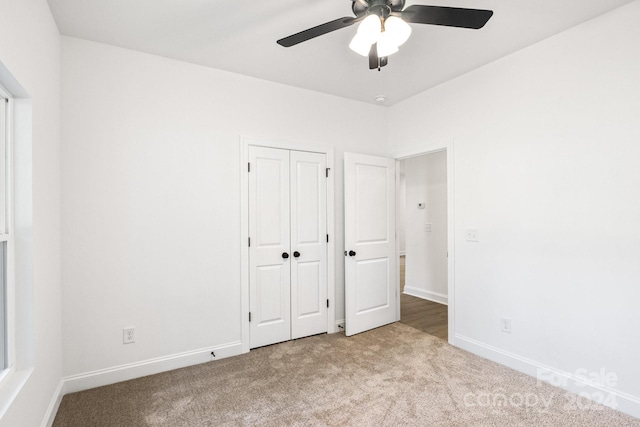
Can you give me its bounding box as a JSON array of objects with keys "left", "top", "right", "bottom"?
[{"left": 398, "top": 150, "right": 449, "bottom": 340}]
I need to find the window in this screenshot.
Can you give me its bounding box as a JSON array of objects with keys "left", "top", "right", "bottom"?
[{"left": 0, "top": 86, "right": 11, "bottom": 371}]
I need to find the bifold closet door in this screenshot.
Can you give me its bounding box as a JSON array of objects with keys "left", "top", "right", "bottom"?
[
  {"left": 249, "top": 146, "right": 328, "bottom": 349},
  {"left": 249, "top": 146, "right": 291, "bottom": 349},
  {"left": 290, "top": 151, "right": 327, "bottom": 340}
]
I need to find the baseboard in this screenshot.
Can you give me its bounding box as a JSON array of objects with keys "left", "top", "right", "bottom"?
[
  {"left": 399, "top": 251, "right": 406, "bottom": 256},
  {"left": 41, "top": 379, "right": 64, "bottom": 427},
  {"left": 454, "top": 334, "right": 640, "bottom": 419},
  {"left": 334, "top": 319, "right": 345, "bottom": 333},
  {"left": 403, "top": 286, "right": 448, "bottom": 305},
  {"left": 62, "top": 341, "right": 242, "bottom": 395}
]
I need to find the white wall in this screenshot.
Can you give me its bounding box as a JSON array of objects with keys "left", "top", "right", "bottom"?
[
  {"left": 0, "top": 1, "right": 62, "bottom": 426},
  {"left": 60, "top": 37, "right": 388, "bottom": 378},
  {"left": 389, "top": 0, "right": 640, "bottom": 416},
  {"left": 403, "top": 152, "right": 448, "bottom": 304}
]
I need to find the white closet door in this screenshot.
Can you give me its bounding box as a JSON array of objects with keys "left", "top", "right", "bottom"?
[
  {"left": 344, "top": 152, "right": 397, "bottom": 336},
  {"left": 290, "top": 151, "right": 327, "bottom": 339},
  {"left": 249, "top": 146, "right": 291, "bottom": 349}
]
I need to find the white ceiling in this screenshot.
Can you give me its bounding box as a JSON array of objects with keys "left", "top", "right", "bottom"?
[{"left": 47, "top": 0, "right": 633, "bottom": 105}]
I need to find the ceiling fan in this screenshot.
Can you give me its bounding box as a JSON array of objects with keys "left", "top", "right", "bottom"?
[{"left": 277, "top": 0, "right": 493, "bottom": 70}]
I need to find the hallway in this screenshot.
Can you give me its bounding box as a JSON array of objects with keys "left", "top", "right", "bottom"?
[{"left": 399, "top": 256, "right": 448, "bottom": 340}]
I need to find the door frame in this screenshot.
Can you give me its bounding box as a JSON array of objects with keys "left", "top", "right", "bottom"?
[
  {"left": 393, "top": 139, "right": 456, "bottom": 345},
  {"left": 240, "top": 135, "right": 335, "bottom": 354}
]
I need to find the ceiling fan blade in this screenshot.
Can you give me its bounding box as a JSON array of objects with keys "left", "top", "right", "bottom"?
[
  {"left": 369, "top": 43, "right": 378, "bottom": 70},
  {"left": 401, "top": 5, "right": 493, "bottom": 29},
  {"left": 277, "top": 17, "right": 358, "bottom": 47}
]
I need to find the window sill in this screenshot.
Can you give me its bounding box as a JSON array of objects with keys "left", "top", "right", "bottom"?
[{"left": 0, "top": 367, "right": 33, "bottom": 419}]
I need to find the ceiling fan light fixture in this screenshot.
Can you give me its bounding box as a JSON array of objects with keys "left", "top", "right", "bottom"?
[
  {"left": 384, "top": 16, "right": 411, "bottom": 47},
  {"left": 357, "top": 14, "right": 382, "bottom": 44},
  {"left": 276, "top": 1, "right": 493, "bottom": 71},
  {"left": 349, "top": 33, "right": 373, "bottom": 56},
  {"left": 376, "top": 31, "right": 399, "bottom": 57}
]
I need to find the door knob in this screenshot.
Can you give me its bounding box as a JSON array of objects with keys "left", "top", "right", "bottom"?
[
  {"left": 293, "top": 251, "right": 301, "bottom": 258},
  {"left": 348, "top": 250, "right": 356, "bottom": 257},
  {"left": 282, "top": 252, "right": 289, "bottom": 259}
]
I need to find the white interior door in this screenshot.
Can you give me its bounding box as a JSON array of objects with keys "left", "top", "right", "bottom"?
[
  {"left": 290, "top": 151, "right": 327, "bottom": 339},
  {"left": 249, "top": 146, "right": 328, "bottom": 348},
  {"left": 344, "top": 152, "right": 397, "bottom": 336},
  {"left": 249, "top": 146, "right": 291, "bottom": 348}
]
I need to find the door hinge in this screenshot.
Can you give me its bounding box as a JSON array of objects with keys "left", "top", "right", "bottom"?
[
  {"left": 326, "top": 234, "right": 329, "bottom": 243},
  {"left": 326, "top": 168, "right": 330, "bottom": 178},
  {"left": 326, "top": 299, "right": 329, "bottom": 308},
  {"left": 248, "top": 162, "right": 251, "bottom": 172},
  {"left": 248, "top": 237, "right": 251, "bottom": 247},
  {"left": 249, "top": 312, "right": 252, "bottom": 322}
]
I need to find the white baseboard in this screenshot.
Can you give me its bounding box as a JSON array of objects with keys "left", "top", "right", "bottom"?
[
  {"left": 453, "top": 334, "right": 640, "bottom": 420},
  {"left": 399, "top": 251, "right": 406, "bottom": 256},
  {"left": 403, "top": 286, "right": 448, "bottom": 305},
  {"left": 41, "top": 379, "right": 64, "bottom": 427},
  {"left": 62, "top": 341, "right": 242, "bottom": 395},
  {"left": 334, "top": 319, "right": 345, "bottom": 333}
]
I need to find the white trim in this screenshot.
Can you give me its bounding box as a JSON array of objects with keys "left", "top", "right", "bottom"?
[
  {"left": 239, "top": 135, "right": 337, "bottom": 351},
  {"left": 240, "top": 139, "right": 249, "bottom": 353},
  {"left": 326, "top": 150, "right": 336, "bottom": 333},
  {"left": 0, "top": 93, "right": 7, "bottom": 234},
  {"left": 335, "top": 319, "right": 345, "bottom": 332},
  {"left": 393, "top": 139, "right": 455, "bottom": 345},
  {"left": 454, "top": 334, "right": 640, "bottom": 419},
  {"left": 40, "top": 379, "right": 64, "bottom": 427},
  {"left": 403, "top": 286, "right": 448, "bottom": 305},
  {"left": 63, "top": 341, "right": 242, "bottom": 394},
  {"left": 395, "top": 162, "right": 401, "bottom": 322},
  {"left": 399, "top": 251, "right": 406, "bottom": 256},
  {"left": 0, "top": 367, "right": 31, "bottom": 420},
  {"left": 0, "top": 84, "right": 17, "bottom": 384}
]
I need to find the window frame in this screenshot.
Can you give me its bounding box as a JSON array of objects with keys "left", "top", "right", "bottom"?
[{"left": 0, "top": 83, "right": 15, "bottom": 379}]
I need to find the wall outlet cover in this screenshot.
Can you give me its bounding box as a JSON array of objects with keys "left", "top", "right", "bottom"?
[
  {"left": 500, "top": 317, "right": 512, "bottom": 334},
  {"left": 123, "top": 327, "right": 136, "bottom": 344},
  {"left": 466, "top": 229, "right": 479, "bottom": 242}
]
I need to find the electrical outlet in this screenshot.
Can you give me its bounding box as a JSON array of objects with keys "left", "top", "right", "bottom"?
[
  {"left": 500, "top": 317, "right": 512, "bottom": 334},
  {"left": 466, "top": 229, "right": 479, "bottom": 242},
  {"left": 123, "top": 327, "right": 136, "bottom": 344}
]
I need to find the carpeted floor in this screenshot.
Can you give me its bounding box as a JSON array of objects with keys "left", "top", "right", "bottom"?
[{"left": 54, "top": 323, "right": 640, "bottom": 426}]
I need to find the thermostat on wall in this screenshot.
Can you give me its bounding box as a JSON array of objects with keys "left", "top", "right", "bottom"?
[{"left": 417, "top": 203, "right": 425, "bottom": 209}]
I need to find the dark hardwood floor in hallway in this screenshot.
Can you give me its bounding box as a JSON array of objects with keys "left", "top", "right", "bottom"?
[{"left": 399, "top": 256, "right": 448, "bottom": 340}]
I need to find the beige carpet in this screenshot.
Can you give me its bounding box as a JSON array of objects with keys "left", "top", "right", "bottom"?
[{"left": 54, "top": 323, "right": 639, "bottom": 426}]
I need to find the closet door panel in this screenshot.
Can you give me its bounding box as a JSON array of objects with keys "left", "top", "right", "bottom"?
[
  {"left": 290, "top": 151, "right": 327, "bottom": 339},
  {"left": 249, "top": 146, "right": 291, "bottom": 349}
]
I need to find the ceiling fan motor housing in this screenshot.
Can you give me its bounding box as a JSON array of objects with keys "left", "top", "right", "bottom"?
[{"left": 352, "top": 0, "right": 405, "bottom": 18}]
